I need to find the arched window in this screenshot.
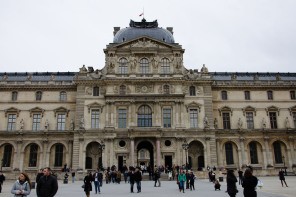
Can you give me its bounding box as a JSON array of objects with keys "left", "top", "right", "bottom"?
[
  {"left": 225, "top": 142, "right": 234, "bottom": 165},
  {"left": 120, "top": 85, "right": 126, "bottom": 95},
  {"left": 3, "top": 144, "right": 12, "bottom": 167},
  {"left": 29, "top": 144, "right": 38, "bottom": 167},
  {"left": 140, "top": 58, "right": 149, "bottom": 74},
  {"left": 273, "top": 141, "right": 283, "bottom": 163},
  {"left": 163, "top": 85, "right": 170, "bottom": 94},
  {"left": 249, "top": 142, "right": 258, "bottom": 164},
  {"left": 60, "top": 91, "right": 66, "bottom": 101},
  {"left": 36, "top": 91, "right": 42, "bottom": 101},
  {"left": 12, "top": 91, "right": 18, "bottom": 101},
  {"left": 54, "top": 144, "right": 64, "bottom": 167},
  {"left": 190, "top": 86, "right": 196, "bottom": 96},
  {"left": 119, "top": 58, "right": 128, "bottom": 74},
  {"left": 137, "top": 105, "right": 152, "bottom": 127},
  {"left": 161, "top": 58, "right": 170, "bottom": 74}
]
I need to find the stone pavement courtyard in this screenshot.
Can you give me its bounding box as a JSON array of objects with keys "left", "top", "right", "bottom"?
[{"left": 1, "top": 176, "right": 295, "bottom": 197}]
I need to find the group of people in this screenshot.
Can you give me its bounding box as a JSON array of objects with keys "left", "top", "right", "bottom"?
[{"left": 175, "top": 170, "right": 197, "bottom": 193}]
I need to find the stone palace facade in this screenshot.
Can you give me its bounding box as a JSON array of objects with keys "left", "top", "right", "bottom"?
[{"left": 1, "top": 19, "right": 296, "bottom": 176}]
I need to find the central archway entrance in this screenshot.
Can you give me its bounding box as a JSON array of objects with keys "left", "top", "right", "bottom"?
[
  {"left": 85, "top": 142, "right": 102, "bottom": 170},
  {"left": 188, "top": 141, "right": 204, "bottom": 171},
  {"left": 137, "top": 140, "right": 154, "bottom": 168}
]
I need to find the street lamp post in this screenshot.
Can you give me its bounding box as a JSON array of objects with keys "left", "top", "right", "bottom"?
[
  {"left": 282, "top": 156, "right": 287, "bottom": 176},
  {"left": 182, "top": 139, "right": 189, "bottom": 170},
  {"left": 1, "top": 157, "right": 4, "bottom": 171},
  {"left": 98, "top": 140, "right": 105, "bottom": 170}
]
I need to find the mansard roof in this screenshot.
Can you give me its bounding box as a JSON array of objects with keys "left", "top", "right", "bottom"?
[
  {"left": 0, "top": 72, "right": 76, "bottom": 82},
  {"left": 211, "top": 72, "right": 296, "bottom": 81}
]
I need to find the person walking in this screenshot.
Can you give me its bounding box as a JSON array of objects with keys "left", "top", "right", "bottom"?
[
  {"left": 238, "top": 169, "right": 243, "bottom": 185},
  {"left": 71, "top": 170, "right": 75, "bottom": 183},
  {"left": 134, "top": 168, "right": 142, "bottom": 193},
  {"left": 279, "top": 168, "right": 288, "bottom": 187},
  {"left": 154, "top": 169, "right": 160, "bottom": 187},
  {"left": 242, "top": 169, "right": 258, "bottom": 197},
  {"left": 178, "top": 171, "right": 186, "bottom": 193},
  {"left": 36, "top": 169, "right": 43, "bottom": 185},
  {"left": 11, "top": 172, "right": 31, "bottom": 197},
  {"left": 84, "top": 172, "right": 93, "bottom": 197},
  {"left": 129, "top": 169, "right": 135, "bottom": 193},
  {"left": 189, "top": 172, "right": 195, "bottom": 191},
  {"left": 226, "top": 170, "right": 238, "bottom": 197},
  {"left": 92, "top": 170, "right": 100, "bottom": 194},
  {"left": 116, "top": 171, "right": 121, "bottom": 184},
  {"left": 37, "top": 167, "right": 58, "bottom": 197},
  {"left": 0, "top": 171, "right": 5, "bottom": 193}
]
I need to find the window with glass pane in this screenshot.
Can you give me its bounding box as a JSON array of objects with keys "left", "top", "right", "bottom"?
[
  {"left": 12, "top": 91, "right": 18, "bottom": 101},
  {"left": 161, "top": 58, "right": 170, "bottom": 74},
  {"left": 91, "top": 110, "right": 100, "bottom": 129},
  {"left": 29, "top": 144, "right": 38, "bottom": 167},
  {"left": 93, "top": 87, "right": 99, "bottom": 96},
  {"left": 119, "top": 58, "right": 128, "bottom": 74},
  {"left": 269, "top": 112, "right": 277, "bottom": 129},
  {"left": 273, "top": 141, "right": 283, "bottom": 163},
  {"left": 245, "top": 91, "right": 250, "bottom": 100},
  {"left": 140, "top": 151, "right": 145, "bottom": 159},
  {"left": 54, "top": 144, "right": 64, "bottom": 167},
  {"left": 3, "top": 145, "right": 12, "bottom": 167},
  {"left": 36, "top": 91, "right": 42, "bottom": 101},
  {"left": 222, "top": 113, "right": 231, "bottom": 129},
  {"left": 163, "top": 85, "right": 170, "bottom": 94},
  {"left": 33, "top": 114, "right": 41, "bottom": 131},
  {"left": 60, "top": 91, "right": 66, "bottom": 101},
  {"left": 222, "top": 91, "right": 227, "bottom": 100},
  {"left": 140, "top": 58, "right": 149, "bottom": 74},
  {"left": 120, "top": 85, "right": 126, "bottom": 95},
  {"left": 293, "top": 112, "right": 296, "bottom": 128},
  {"left": 249, "top": 142, "right": 258, "bottom": 164},
  {"left": 290, "top": 91, "right": 296, "bottom": 100},
  {"left": 163, "top": 109, "right": 171, "bottom": 128},
  {"left": 190, "top": 109, "right": 198, "bottom": 128},
  {"left": 267, "top": 91, "right": 273, "bottom": 100},
  {"left": 246, "top": 112, "right": 254, "bottom": 129},
  {"left": 225, "top": 143, "right": 234, "bottom": 164},
  {"left": 118, "top": 109, "right": 127, "bottom": 128},
  {"left": 57, "top": 114, "right": 66, "bottom": 130},
  {"left": 189, "top": 86, "right": 196, "bottom": 96},
  {"left": 137, "top": 105, "right": 152, "bottom": 127},
  {"left": 8, "top": 114, "right": 16, "bottom": 131}
]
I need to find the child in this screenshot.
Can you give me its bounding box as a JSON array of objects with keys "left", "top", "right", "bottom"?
[{"left": 214, "top": 179, "right": 221, "bottom": 191}]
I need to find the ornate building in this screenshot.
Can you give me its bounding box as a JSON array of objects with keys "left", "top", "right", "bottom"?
[{"left": 1, "top": 19, "right": 296, "bottom": 177}]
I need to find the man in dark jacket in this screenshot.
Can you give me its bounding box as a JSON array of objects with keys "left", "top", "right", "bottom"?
[
  {"left": 36, "top": 169, "right": 44, "bottom": 183},
  {"left": 0, "top": 171, "right": 5, "bottom": 193},
  {"left": 129, "top": 169, "right": 136, "bottom": 193},
  {"left": 134, "top": 168, "right": 142, "bottom": 193},
  {"left": 37, "top": 167, "right": 58, "bottom": 197}
]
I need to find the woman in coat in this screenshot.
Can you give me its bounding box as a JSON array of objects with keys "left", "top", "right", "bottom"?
[
  {"left": 84, "top": 172, "right": 93, "bottom": 197},
  {"left": 242, "top": 169, "right": 258, "bottom": 197},
  {"left": 226, "top": 170, "right": 238, "bottom": 197},
  {"left": 178, "top": 171, "right": 187, "bottom": 193},
  {"left": 279, "top": 168, "right": 288, "bottom": 187},
  {"left": 11, "top": 172, "right": 31, "bottom": 197}
]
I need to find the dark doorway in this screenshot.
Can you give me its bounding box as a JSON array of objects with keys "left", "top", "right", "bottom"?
[
  {"left": 118, "top": 156, "right": 123, "bottom": 172},
  {"left": 189, "top": 156, "right": 192, "bottom": 170},
  {"left": 165, "top": 156, "right": 172, "bottom": 169},
  {"left": 98, "top": 157, "right": 102, "bottom": 169},
  {"left": 86, "top": 157, "right": 92, "bottom": 169},
  {"left": 137, "top": 140, "right": 154, "bottom": 168},
  {"left": 198, "top": 156, "right": 205, "bottom": 170}
]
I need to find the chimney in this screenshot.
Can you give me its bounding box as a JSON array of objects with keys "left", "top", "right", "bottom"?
[
  {"left": 166, "top": 27, "right": 173, "bottom": 35},
  {"left": 113, "top": 27, "right": 120, "bottom": 36}
]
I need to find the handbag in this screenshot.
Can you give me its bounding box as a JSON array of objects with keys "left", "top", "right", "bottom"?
[{"left": 81, "top": 184, "right": 85, "bottom": 188}]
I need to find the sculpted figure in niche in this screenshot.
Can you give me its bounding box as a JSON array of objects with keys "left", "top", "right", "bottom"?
[
  {"left": 151, "top": 56, "right": 158, "bottom": 69},
  {"left": 214, "top": 118, "right": 218, "bottom": 129},
  {"left": 262, "top": 118, "right": 267, "bottom": 129},
  {"left": 19, "top": 119, "right": 24, "bottom": 130},
  {"left": 80, "top": 118, "right": 85, "bottom": 129},
  {"left": 204, "top": 116, "right": 209, "bottom": 128},
  {"left": 285, "top": 117, "right": 290, "bottom": 129},
  {"left": 175, "top": 55, "right": 183, "bottom": 69},
  {"left": 238, "top": 118, "right": 243, "bottom": 129},
  {"left": 130, "top": 55, "right": 137, "bottom": 72},
  {"left": 70, "top": 119, "right": 75, "bottom": 131},
  {"left": 44, "top": 119, "right": 49, "bottom": 130}
]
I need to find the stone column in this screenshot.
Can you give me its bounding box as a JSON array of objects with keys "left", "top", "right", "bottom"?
[
  {"left": 105, "top": 102, "right": 110, "bottom": 126},
  {"left": 110, "top": 103, "right": 114, "bottom": 125},
  {"left": 239, "top": 137, "right": 246, "bottom": 165},
  {"left": 109, "top": 139, "right": 114, "bottom": 166},
  {"left": 130, "top": 138, "right": 135, "bottom": 166},
  {"left": 131, "top": 102, "right": 135, "bottom": 126},
  {"left": 79, "top": 138, "right": 84, "bottom": 169},
  {"left": 176, "top": 138, "right": 181, "bottom": 165},
  {"left": 264, "top": 137, "right": 272, "bottom": 166},
  {"left": 41, "top": 140, "right": 49, "bottom": 168},
  {"left": 288, "top": 137, "right": 296, "bottom": 166},
  {"left": 216, "top": 139, "right": 223, "bottom": 168},
  {"left": 175, "top": 103, "right": 179, "bottom": 127},
  {"left": 67, "top": 140, "right": 73, "bottom": 168},
  {"left": 13, "top": 141, "right": 22, "bottom": 170},
  {"left": 262, "top": 147, "right": 268, "bottom": 169},
  {"left": 205, "top": 137, "right": 211, "bottom": 167},
  {"left": 156, "top": 138, "right": 161, "bottom": 166}
]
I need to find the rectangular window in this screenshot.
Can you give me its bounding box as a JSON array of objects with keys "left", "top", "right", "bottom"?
[
  {"left": 7, "top": 114, "right": 16, "bottom": 131},
  {"left": 245, "top": 91, "right": 250, "bottom": 100},
  {"left": 93, "top": 87, "right": 99, "bottom": 96},
  {"left": 246, "top": 112, "right": 254, "bottom": 129},
  {"left": 190, "top": 109, "right": 198, "bottom": 128},
  {"left": 223, "top": 113, "right": 231, "bottom": 129},
  {"left": 222, "top": 91, "right": 227, "bottom": 100},
  {"left": 293, "top": 112, "right": 296, "bottom": 128},
  {"left": 163, "top": 109, "right": 171, "bottom": 128},
  {"left": 267, "top": 91, "right": 273, "bottom": 100},
  {"left": 32, "top": 114, "right": 41, "bottom": 131},
  {"left": 12, "top": 92, "right": 18, "bottom": 101},
  {"left": 57, "top": 114, "right": 66, "bottom": 131},
  {"left": 91, "top": 109, "right": 100, "bottom": 128},
  {"left": 290, "top": 91, "right": 296, "bottom": 100},
  {"left": 269, "top": 112, "right": 277, "bottom": 129},
  {"left": 118, "top": 109, "right": 127, "bottom": 128}
]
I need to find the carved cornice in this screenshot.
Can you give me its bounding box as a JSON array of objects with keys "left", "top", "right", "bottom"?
[
  {"left": 87, "top": 102, "right": 104, "bottom": 113},
  {"left": 289, "top": 105, "right": 296, "bottom": 115},
  {"left": 242, "top": 105, "right": 257, "bottom": 116},
  {"left": 218, "top": 106, "right": 233, "bottom": 116},
  {"left": 265, "top": 105, "right": 280, "bottom": 116},
  {"left": 185, "top": 101, "right": 202, "bottom": 112},
  {"left": 29, "top": 107, "right": 45, "bottom": 117},
  {"left": 5, "top": 107, "right": 21, "bottom": 117},
  {"left": 54, "top": 107, "right": 70, "bottom": 117}
]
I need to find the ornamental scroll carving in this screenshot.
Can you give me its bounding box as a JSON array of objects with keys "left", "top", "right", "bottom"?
[
  {"left": 106, "top": 54, "right": 116, "bottom": 74},
  {"left": 131, "top": 39, "right": 158, "bottom": 48}
]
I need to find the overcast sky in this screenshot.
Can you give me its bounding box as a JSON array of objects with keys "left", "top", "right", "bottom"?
[{"left": 0, "top": 0, "right": 296, "bottom": 73}]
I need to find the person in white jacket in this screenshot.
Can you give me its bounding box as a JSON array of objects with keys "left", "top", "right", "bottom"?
[{"left": 11, "top": 172, "right": 31, "bottom": 197}]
